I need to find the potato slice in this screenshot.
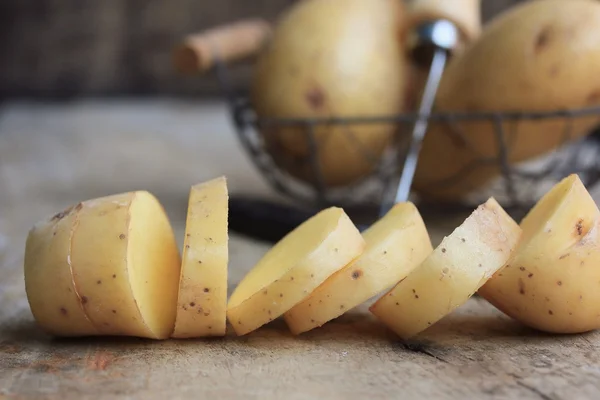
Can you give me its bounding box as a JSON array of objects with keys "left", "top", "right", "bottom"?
[
  {"left": 24, "top": 204, "right": 98, "bottom": 336},
  {"left": 284, "top": 202, "right": 432, "bottom": 334},
  {"left": 479, "top": 174, "right": 600, "bottom": 333},
  {"left": 172, "top": 177, "right": 229, "bottom": 338},
  {"left": 70, "top": 191, "right": 181, "bottom": 339},
  {"left": 227, "top": 207, "right": 365, "bottom": 335},
  {"left": 370, "top": 198, "right": 521, "bottom": 339}
]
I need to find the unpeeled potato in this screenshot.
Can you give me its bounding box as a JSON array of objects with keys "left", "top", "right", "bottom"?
[
  {"left": 414, "top": 0, "right": 600, "bottom": 201},
  {"left": 252, "top": 0, "right": 406, "bottom": 187},
  {"left": 479, "top": 174, "right": 600, "bottom": 334}
]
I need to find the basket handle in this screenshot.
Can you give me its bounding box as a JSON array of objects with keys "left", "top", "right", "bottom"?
[
  {"left": 406, "top": 0, "right": 482, "bottom": 45},
  {"left": 172, "top": 19, "right": 272, "bottom": 74}
]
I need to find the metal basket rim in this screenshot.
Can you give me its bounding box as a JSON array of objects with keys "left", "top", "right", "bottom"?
[{"left": 241, "top": 104, "right": 600, "bottom": 127}]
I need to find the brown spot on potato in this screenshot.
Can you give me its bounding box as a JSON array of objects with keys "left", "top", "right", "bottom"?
[
  {"left": 396, "top": 302, "right": 399, "bottom": 306},
  {"left": 587, "top": 90, "right": 600, "bottom": 105},
  {"left": 441, "top": 248, "right": 446, "bottom": 253},
  {"left": 414, "top": 295, "right": 419, "bottom": 299},
  {"left": 534, "top": 26, "right": 552, "bottom": 54},
  {"left": 268, "top": 310, "right": 272, "bottom": 315},
  {"left": 545, "top": 297, "right": 550, "bottom": 302},
  {"left": 383, "top": 251, "right": 388, "bottom": 255},
  {"left": 119, "top": 234, "right": 126, "bottom": 240},
  {"left": 519, "top": 266, "right": 525, "bottom": 271},
  {"left": 559, "top": 253, "right": 570, "bottom": 260},
  {"left": 412, "top": 289, "right": 416, "bottom": 293},
  {"left": 238, "top": 320, "right": 242, "bottom": 325},
  {"left": 59, "top": 307, "right": 68, "bottom": 316},
  {"left": 340, "top": 305, "right": 345, "bottom": 309},
  {"left": 310, "top": 319, "right": 315, "bottom": 323},
  {"left": 97, "top": 280, "right": 102, "bottom": 284},
  {"left": 75, "top": 203, "right": 83, "bottom": 212},
  {"left": 185, "top": 245, "right": 190, "bottom": 249},
  {"left": 528, "top": 273, "right": 534, "bottom": 278},
  {"left": 279, "top": 293, "right": 283, "bottom": 298},
  {"left": 310, "top": 274, "right": 314, "bottom": 278},
  {"left": 576, "top": 219, "right": 584, "bottom": 236},
  {"left": 81, "top": 296, "right": 88, "bottom": 304},
  {"left": 112, "top": 274, "right": 117, "bottom": 278},
  {"left": 557, "top": 281, "right": 562, "bottom": 286},
  {"left": 203, "top": 288, "right": 210, "bottom": 293},
  {"left": 548, "top": 310, "right": 554, "bottom": 315},
  {"left": 461, "top": 238, "right": 466, "bottom": 243},
  {"left": 478, "top": 264, "right": 482, "bottom": 268},
  {"left": 351, "top": 270, "right": 362, "bottom": 279},
  {"left": 112, "top": 310, "right": 117, "bottom": 314},
  {"left": 305, "top": 86, "right": 326, "bottom": 110},
  {"left": 334, "top": 248, "right": 338, "bottom": 253},
  {"left": 518, "top": 278, "right": 525, "bottom": 295},
  {"left": 263, "top": 290, "right": 268, "bottom": 295},
  {"left": 208, "top": 326, "right": 212, "bottom": 330},
  {"left": 190, "top": 302, "right": 195, "bottom": 307}
]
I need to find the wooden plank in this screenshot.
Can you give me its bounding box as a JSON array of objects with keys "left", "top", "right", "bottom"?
[{"left": 1, "top": 101, "right": 599, "bottom": 399}]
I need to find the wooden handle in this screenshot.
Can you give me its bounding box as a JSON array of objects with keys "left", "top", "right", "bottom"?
[
  {"left": 406, "top": 0, "right": 481, "bottom": 45},
  {"left": 173, "top": 19, "right": 272, "bottom": 74}
]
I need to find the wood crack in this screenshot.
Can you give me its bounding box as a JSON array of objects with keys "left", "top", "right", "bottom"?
[
  {"left": 401, "top": 342, "right": 449, "bottom": 364},
  {"left": 515, "top": 380, "right": 553, "bottom": 400}
]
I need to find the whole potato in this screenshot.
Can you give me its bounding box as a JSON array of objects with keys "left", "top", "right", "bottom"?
[
  {"left": 252, "top": 0, "right": 406, "bottom": 187},
  {"left": 414, "top": 0, "right": 600, "bottom": 201}
]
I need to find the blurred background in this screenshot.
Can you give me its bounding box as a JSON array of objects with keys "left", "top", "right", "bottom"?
[{"left": 0, "top": 0, "right": 521, "bottom": 99}]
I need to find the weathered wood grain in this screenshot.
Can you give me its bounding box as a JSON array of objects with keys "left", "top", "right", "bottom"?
[{"left": 1, "top": 101, "right": 599, "bottom": 399}]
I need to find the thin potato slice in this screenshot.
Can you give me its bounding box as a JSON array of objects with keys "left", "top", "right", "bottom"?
[
  {"left": 284, "top": 202, "right": 432, "bottom": 334},
  {"left": 172, "top": 177, "right": 229, "bottom": 338},
  {"left": 479, "top": 174, "right": 600, "bottom": 333},
  {"left": 71, "top": 191, "right": 181, "bottom": 339},
  {"left": 370, "top": 198, "right": 521, "bottom": 339},
  {"left": 24, "top": 204, "right": 98, "bottom": 336},
  {"left": 227, "top": 207, "right": 365, "bottom": 335}
]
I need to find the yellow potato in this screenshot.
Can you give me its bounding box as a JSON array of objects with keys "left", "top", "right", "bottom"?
[
  {"left": 370, "top": 198, "right": 521, "bottom": 339},
  {"left": 172, "top": 177, "right": 229, "bottom": 338},
  {"left": 479, "top": 174, "right": 600, "bottom": 334},
  {"left": 24, "top": 204, "right": 98, "bottom": 337},
  {"left": 70, "top": 191, "right": 181, "bottom": 339},
  {"left": 252, "top": 0, "right": 406, "bottom": 187},
  {"left": 284, "top": 202, "right": 432, "bottom": 334},
  {"left": 227, "top": 207, "right": 365, "bottom": 335},
  {"left": 414, "top": 0, "right": 600, "bottom": 201}
]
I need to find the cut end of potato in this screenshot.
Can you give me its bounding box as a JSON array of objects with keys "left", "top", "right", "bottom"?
[
  {"left": 227, "top": 207, "right": 365, "bottom": 336},
  {"left": 172, "top": 177, "right": 229, "bottom": 338},
  {"left": 69, "top": 191, "right": 181, "bottom": 339},
  {"left": 284, "top": 202, "right": 432, "bottom": 335},
  {"left": 479, "top": 174, "right": 600, "bottom": 334},
  {"left": 24, "top": 203, "right": 98, "bottom": 337},
  {"left": 370, "top": 198, "right": 521, "bottom": 339}
]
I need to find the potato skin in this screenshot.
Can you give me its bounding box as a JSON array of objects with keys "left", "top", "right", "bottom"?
[
  {"left": 479, "top": 175, "right": 600, "bottom": 334},
  {"left": 252, "top": 0, "right": 405, "bottom": 187},
  {"left": 24, "top": 204, "right": 98, "bottom": 337},
  {"left": 414, "top": 0, "right": 600, "bottom": 201}
]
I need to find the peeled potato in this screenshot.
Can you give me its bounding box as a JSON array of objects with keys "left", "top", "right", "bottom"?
[
  {"left": 284, "top": 202, "right": 432, "bottom": 334},
  {"left": 24, "top": 204, "right": 98, "bottom": 337},
  {"left": 479, "top": 174, "right": 600, "bottom": 334},
  {"left": 370, "top": 198, "right": 521, "bottom": 339},
  {"left": 252, "top": 0, "right": 406, "bottom": 187},
  {"left": 227, "top": 207, "right": 365, "bottom": 335},
  {"left": 414, "top": 0, "right": 600, "bottom": 201},
  {"left": 172, "top": 177, "right": 229, "bottom": 338},
  {"left": 70, "top": 192, "right": 181, "bottom": 339}
]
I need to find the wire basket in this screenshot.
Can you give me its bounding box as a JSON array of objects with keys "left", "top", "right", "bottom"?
[{"left": 214, "top": 60, "right": 600, "bottom": 220}]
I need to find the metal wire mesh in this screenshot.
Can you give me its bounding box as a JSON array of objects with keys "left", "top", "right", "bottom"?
[{"left": 215, "top": 61, "right": 600, "bottom": 217}]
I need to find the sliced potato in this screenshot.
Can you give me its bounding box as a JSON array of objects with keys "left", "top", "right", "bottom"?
[
  {"left": 172, "top": 177, "right": 229, "bottom": 338},
  {"left": 71, "top": 191, "right": 181, "bottom": 339},
  {"left": 227, "top": 207, "right": 365, "bottom": 335},
  {"left": 370, "top": 198, "right": 521, "bottom": 339},
  {"left": 284, "top": 202, "right": 432, "bottom": 334},
  {"left": 479, "top": 174, "right": 600, "bottom": 333},
  {"left": 24, "top": 204, "right": 98, "bottom": 336}
]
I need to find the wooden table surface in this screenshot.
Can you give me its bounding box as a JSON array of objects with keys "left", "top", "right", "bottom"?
[{"left": 1, "top": 100, "right": 599, "bottom": 400}]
